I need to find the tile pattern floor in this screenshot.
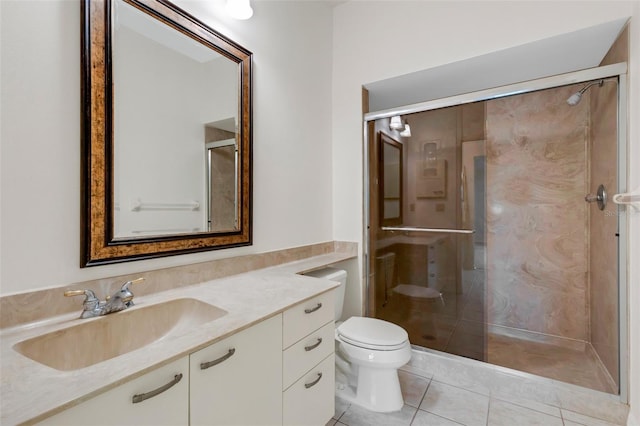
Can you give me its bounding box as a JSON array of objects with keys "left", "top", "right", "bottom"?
[{"left": 326, "top": 369, "right": 623, "bottom": 426}]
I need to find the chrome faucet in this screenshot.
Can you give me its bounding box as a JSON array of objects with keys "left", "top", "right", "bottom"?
[{"left": 64, "top": 278, "right": 145, "bottom": 319}]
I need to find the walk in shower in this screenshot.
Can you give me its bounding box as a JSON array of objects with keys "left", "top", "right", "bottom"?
[{"left": 364, "top": 66, "right": 628, "bottom": 396}]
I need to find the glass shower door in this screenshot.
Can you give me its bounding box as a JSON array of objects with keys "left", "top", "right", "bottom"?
[
  {"left": 370, "top": 112, "right": 488, "bottom": 362},
  {"left": 367, "top": 75, "right": 623, "bottom": 395}
]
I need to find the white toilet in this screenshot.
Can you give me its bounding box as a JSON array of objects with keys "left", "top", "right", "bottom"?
[{"left": 304, "top": 267, "right": 412, "bottom": 413}]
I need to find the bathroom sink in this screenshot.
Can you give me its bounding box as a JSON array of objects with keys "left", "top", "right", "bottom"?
[{"left": 13, "top": 298, "right": 227, "bottom": 371}]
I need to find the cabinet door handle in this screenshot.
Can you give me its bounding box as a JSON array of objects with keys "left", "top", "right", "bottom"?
[
  {"left": 304, "top": 372, "right": 322, "bottom": 389},
  {"left": 304, "top": 338, "right": 323, "bottom": 352},
  {"left": 200, "top": 348, "right": 236, "bottom": 370},
  {"left": 132, "top": 373, "right": 182, "bottom": 404},
  {"left": 304, "top": 303, "right": 322, "bottom": 314}
]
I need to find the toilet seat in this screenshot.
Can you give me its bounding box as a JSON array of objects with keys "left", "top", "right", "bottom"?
[{"left": 337, "top": 317, "right": 408, "bottom": 351}]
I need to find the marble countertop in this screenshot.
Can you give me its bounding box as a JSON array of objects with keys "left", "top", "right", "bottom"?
[{"left": 0, "top": 253, "right": 350, "bottom": 425}]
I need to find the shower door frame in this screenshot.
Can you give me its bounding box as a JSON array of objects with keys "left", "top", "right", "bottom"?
[{"left": 362, "top": 62, "right": 629, "bottom": 402}]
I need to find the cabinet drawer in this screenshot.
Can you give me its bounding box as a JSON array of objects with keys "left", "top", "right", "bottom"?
[
  {"left": 283, "top": 354, "right": 335, "bottom": 426},
  {"left": 283, "top": 290, "right": 334, "bottom": 349},
  {"left": 283, "top": 321, "right": 334, "bottom": 390}
]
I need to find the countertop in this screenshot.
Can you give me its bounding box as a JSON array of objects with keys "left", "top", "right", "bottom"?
[{"left": 0, "top": 252, "right": 352, "bottom": 425}]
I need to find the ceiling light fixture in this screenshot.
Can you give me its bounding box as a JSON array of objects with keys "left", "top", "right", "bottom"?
[
  {"left": 226, "top": 0, "right": 253, "bottom": 20},
  {"left": 389, "top": 116, "right": 403, "bottom": 130},
  {"left": 400, "top": 121, "right": 412, "bottom": 137}
]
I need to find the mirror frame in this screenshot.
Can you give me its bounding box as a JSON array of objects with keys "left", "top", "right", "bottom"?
[
  {"left": 81, "top": 0, "right": 252, "bottom": 267},
  {"left": 378, "top": 132, "right": 403, "bottom": 227}
]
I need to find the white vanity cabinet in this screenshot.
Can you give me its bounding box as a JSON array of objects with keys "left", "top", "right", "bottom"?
[
  {"left": 190, "top": 314, "right": 283, "bottom": 426},
  {"left": 37, "top": 357, "right": 189, "bottom": 426},
  {"left": 33, "top": 290, "right": 337, "bottom": 426},
  {"left": 282, "top": 290, "right": 335, "bottom": 426}
]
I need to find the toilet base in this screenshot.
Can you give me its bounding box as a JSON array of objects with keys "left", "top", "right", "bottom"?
[
  {"left": 335, "top": 365, "right": 404, "bottom": 413},
  {"left": 333, "top": 316, "right": 411, "bottom": 413}
]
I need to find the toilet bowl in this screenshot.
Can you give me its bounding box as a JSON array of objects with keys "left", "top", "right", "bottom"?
[
  {"left": 304, "top": 267, "right": 411, "bottom": 413},
  {"left": 392, "top": 284, "right": 445, "bottom": 317},
  {"left": 391, "top": 284, "right": 445, "bottom": 341},
  {"left": 335, "top": 317, "right": 412, "bottom": 412},
  {"left": 377, "top": 253, "right": 444, "bottom": 311},
  {"left": 377, "top": 252, "right": 445, "bottom": 332}
]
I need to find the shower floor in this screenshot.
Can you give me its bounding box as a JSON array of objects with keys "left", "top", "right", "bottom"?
[
  {"left": 375, "top": 268, "right": 618, "bottom": 395},
  {"left": 378, "top": 306, "right": 617, "bottom": 394}
]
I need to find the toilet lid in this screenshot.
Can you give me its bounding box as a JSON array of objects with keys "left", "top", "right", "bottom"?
[{"left": 337, "top": 317, "right": 408, "bottom": 350}]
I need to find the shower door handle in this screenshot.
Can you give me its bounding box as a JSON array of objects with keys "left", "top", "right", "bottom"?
[
  {"left": 585, "top": 184, "right": 607, "bottom": 211},
  {"left": 381, "top": 226, "right": 474, "bottom": 234}
]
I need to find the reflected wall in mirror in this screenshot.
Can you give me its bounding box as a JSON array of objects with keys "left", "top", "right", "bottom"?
[
  {"left": 416, "top": 141, "right": 446, "bottom": 199},
  {"left": 379, "top": 132, "right": 403, "bottom": 226},
  {"left": 82, "top": 0, "right": 252, "bottom": 266}
]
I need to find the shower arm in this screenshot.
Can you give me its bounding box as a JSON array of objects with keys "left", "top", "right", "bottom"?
[{"left": 578, "top": 80, "right": 603, "bottom": 95}]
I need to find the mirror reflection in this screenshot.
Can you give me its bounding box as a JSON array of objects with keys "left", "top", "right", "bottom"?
[
  {"left": 379, "top": 132, "right": 403, "bottom": 226},
  {"left": 112, "top": 0, "right": 239, "bottom": 238},
  {"left": 206, "top": 135, "right": 238, "bottom": 232}
]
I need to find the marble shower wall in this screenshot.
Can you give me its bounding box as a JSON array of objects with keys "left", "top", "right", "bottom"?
[
  {"left": 485, "top": 85, "right": 590, "bottom": 341},
  {"left": 586, "top": 23, "right": 628, "bottom": 391}
]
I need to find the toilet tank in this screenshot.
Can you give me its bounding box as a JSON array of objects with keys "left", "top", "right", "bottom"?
[{"left": 304, "top": 267, "right": 347, "bottom": 322}]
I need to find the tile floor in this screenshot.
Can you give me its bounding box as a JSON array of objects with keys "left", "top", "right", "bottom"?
[{"left": 326, "top": 368, "right": 623, "bottom": 426}]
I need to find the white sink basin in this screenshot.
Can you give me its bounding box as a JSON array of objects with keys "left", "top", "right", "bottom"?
[{"left": 14, "top": 298, "right": 227, "bottom": 371}]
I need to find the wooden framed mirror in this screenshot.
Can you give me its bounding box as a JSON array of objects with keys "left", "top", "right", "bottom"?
[
  {"left": 379, "top": 132, "right": 403, "bottom": 226},
  {"left": 81, "top": 0, "right": 252, "bottom": 266}
]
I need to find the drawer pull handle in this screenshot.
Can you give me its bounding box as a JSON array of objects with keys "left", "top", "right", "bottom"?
[
  {"left": 304, "top": 303, "right": 322, "bottom": 314},
  {"left": 200, "top": 348, "right": 236, "bottom": 370},
  {"left": 132, "top": 373, "right": 182, "bottom": 404},
  {"left": 304, "top": 372, "right": 322, "bottom": 389},
  {"left": 304, "top": 338, "right": 323, "bottom": 351}
]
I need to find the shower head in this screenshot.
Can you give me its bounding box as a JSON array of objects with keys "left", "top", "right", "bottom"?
[
  {"left": 566, "top": 80, "right": 604, "bottom": 106},
  {"left": 566, "top": 92, "right": 583, "bottom": 106}
]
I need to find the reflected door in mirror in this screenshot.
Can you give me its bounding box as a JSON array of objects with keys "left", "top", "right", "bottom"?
[
  {"left": 206, "top": 139, "right": 238, "bottom": 232},
  {"left": 379, "top": 132, "right": 403, "bottom": 226}
]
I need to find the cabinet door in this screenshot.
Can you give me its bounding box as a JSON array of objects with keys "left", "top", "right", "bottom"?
[
  {"left": 37, "top": 357, "right": 188, "bottom": 426},
  {"left": 190, "top": 314, "right": 283, "bottom": 426}
]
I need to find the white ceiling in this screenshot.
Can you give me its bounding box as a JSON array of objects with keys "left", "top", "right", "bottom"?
[
  {"left": 364, "top": 17, "right": 629, "bottom": 112},
  {"left": 116, "top": 0, "right": 222, "bottom": 63}
]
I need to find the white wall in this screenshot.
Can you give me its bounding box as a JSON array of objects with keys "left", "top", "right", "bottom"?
[
  {"left": 0, "top": 0, "right": 334, "bottom": 295},
  {"left": 626, "top": 3, "right": 640, "bottom": 424},
  {"left": 331, "top": 0, "right": 639, "bottom": 422}
]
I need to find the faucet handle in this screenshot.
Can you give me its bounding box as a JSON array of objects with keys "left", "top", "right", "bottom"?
[
  {"left": 64, "top": 289, "right": 98, "bottom": 301},
  {"left": 64, "top": 289, "right": 100, "bottom": 318},
  {"left": 117, "top": 277, "right": 145, "bottom": 308},
  {"left": 121, "top": 277, "right": 145, "bottom": 292}
]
